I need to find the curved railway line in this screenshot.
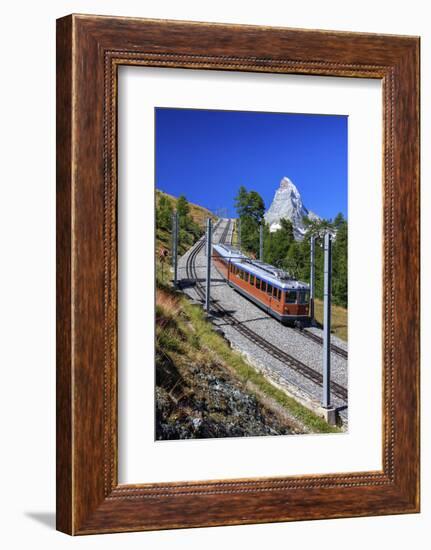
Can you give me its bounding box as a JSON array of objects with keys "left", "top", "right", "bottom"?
[
  {"left": 218, "top": 220, "right": 347, "bottom": 360},
  {"left": 217, "top": 218, "right": 347, "bottom": 360},
  {"left": 185, "top": 219, "right": 348, "bottom": 402}
]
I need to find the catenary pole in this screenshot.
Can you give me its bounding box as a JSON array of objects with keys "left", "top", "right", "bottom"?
[
  {"left": 238, "top": 218, "right": 241, "bottom": 250},
  {"left": 172, "top": 211, "right": 179, "bottom": 288},
  {"left": 322, "top": 232, "right": 332, "bottom": 408},
  {"left": 259, "top": 223, "right": 264, "bottom": 261},
  {"left": 310, "top": 235, "right": 315, "bottom": 321},
  {"left": 205, "top": 218, "right": 212, "bottom": 313}
]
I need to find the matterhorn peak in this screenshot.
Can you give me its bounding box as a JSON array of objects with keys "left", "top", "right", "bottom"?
[
  {"left": 279, "top": 176, "right": 298, "bottom": 191},
  {"left": 264, "top": 177, "right": 320, "bottom": 240}
]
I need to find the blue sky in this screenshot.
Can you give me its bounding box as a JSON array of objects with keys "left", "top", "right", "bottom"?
[{"left": 155, "top": 108, "right": 347, "bottom": 220}]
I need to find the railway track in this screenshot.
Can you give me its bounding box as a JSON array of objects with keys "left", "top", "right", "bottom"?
[
  {"left": 294, "top": 328, "right": 348, "bottom": 360},
  {"left": 185, "top": 219, "right": 348, "bottom": 402},
  {"left": 219, "top": 221, "right": 347, "bottom": 360},
  {"left": 218, "top": 217, "right": 231, "bottom": 244}
]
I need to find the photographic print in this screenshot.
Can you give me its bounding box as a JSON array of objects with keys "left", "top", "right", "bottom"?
[
  {"left": 155, "top": 107, "right": 348, "bottom": 440},
  {"left": 56, "top": 16, "right": 420, "bottom": 533}
]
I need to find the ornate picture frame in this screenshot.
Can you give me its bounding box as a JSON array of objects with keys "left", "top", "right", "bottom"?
[{"left": 56, "top": 14, "right": 420, "bottom": 534}]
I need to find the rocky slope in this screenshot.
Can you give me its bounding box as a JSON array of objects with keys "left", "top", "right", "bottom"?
[
  {"left": 156, "top": 356, "right": 295, "bottom": 440},
  {"left": 155, "top": 288, "right": 299, "bottom": 440}
]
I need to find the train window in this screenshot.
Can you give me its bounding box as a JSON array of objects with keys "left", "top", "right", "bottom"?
[
  {"left": 286, "top": 291, "right": 297, "bottom": 303},
  {"left": 298, "top": 291, "right": 310, "bottom": 304},
  {"left": 267, "top": 284, "right": 272, "bottom": 295},
  {"left": 240, "top": 269, "right": 247, "bottom": 281},
  {"left": 243, "top": 271, "right": 249, "bottom": 282},
  {"left": 278, "top": 289, "right": 282, "bottom": 300},
  {"left": 272, "top": 286, "right": 279, "bottom": 299},
  {"left": 256, "top": 278, "right": 261, "bottom": 290},
  {"left": 261, "top": 281, "right": 267, "bottom": 292},
  {"left": 250, "top": 275, "right": 255, "bottom": 285}
]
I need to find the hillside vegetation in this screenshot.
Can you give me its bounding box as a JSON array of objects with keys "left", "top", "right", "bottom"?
[
  {"left": 156, "top": 283, "right": 340, "bottom": 439},
  {"left": 156, "top": 189, "right": 216, "bottom": 256}
]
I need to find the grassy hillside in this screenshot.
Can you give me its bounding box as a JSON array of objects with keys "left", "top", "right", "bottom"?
[
  {"left": 156, "top": 283, "right": 340, "bottom": 439},
  {"left": 314, "top": 298, "right": 348, "bottom": 342}
]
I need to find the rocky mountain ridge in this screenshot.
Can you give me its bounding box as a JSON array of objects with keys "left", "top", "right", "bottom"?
[{"left": 264, "top": 177, "right": 320, "bottom": 240}]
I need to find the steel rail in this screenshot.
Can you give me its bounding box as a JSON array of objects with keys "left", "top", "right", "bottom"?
[
  {"left": 184, "top": 220, "right": 348, "bottom": 402},
  {"left": 294, "top": 328, "right": 348, "bottom": 360},
  {"left": 219, "top": 221, "right": 347, "bottom": 360}
]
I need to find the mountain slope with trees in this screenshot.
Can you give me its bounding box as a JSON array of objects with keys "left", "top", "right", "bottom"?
[{"left": 156, "top": 189, "right": 216, "bottom": 257}]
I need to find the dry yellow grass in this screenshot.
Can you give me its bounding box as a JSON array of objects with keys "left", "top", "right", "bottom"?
[
  {"left": 313, "top": 298, "right": 348, "bottom": 342},
  {"left": 156, "top": 288, "right": 182, "bottom": 318},
  {"left": 189, "top": 202, "right": 216, "bottom": 228}
]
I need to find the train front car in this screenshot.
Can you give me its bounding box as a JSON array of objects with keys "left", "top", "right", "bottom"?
[
  {"left": 212, "top": 244, "right": 311, "bottom": 327},
  {"left": 277, "top": 281, "right": 310, "bottom": 327}
]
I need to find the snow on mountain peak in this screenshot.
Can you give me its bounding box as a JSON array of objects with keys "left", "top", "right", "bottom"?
[
  {"left": 264, "top": 177, "right": 320, "bottom": 240},
  {"left": 279, "top": 176, "right": 298, "bottom": 192}
]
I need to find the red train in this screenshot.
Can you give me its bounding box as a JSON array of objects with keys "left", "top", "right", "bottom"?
[{"left": 213, "top": 244, "right": 310, "bottom": 326}]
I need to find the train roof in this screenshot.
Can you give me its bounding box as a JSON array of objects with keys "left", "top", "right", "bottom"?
[{"left": 213, "top": 244, "right": 309, "bottom": 291}]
